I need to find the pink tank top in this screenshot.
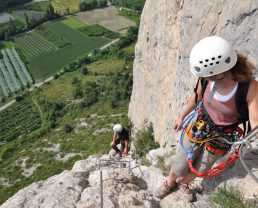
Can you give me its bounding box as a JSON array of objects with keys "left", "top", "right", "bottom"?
[{"left": 203, "top": 82, "right": 240, "bottom": 125}]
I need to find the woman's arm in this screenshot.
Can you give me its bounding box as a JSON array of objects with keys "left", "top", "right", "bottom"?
[
  {"left": 174, "top": 78, "right": 204, "bottom": 131},
  {"left": 247, "top": 79, "right": 258, "bottom": 129}
]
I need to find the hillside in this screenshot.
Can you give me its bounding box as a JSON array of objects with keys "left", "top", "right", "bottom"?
[{"left": 0, "top": 0, "right": 257, "bottom": 207}]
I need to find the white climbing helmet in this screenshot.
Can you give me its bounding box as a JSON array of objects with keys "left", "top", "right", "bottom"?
[
  {"left": 189, "top": 36, "right": 237, "bottom": 77},
  {"left": 113, "top": 124, "right": 122, "bottom": 132}
]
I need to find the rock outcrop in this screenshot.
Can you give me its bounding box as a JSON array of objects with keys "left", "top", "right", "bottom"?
[
  {"left": 2, "top": 145, "right": 257, "bottom": 208},
  {"left": 128, "top": 0, "right": 258, "bottom": 146},
  {"left": 0, "top": 155, "right": 197, "bottom": 208}
]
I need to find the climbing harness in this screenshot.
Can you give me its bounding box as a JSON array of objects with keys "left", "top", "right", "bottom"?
[{"left": 180, "top": 102, "right": 248, "bottom": 178}]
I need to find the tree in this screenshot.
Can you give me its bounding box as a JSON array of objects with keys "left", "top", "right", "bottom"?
[
  {"left": 46, "top": 4, "right": 55, "bottom": 19},
  {"left": 24, "top": 12, "right": 29, "bottom": 29},
  {"left": 72, "top": 85, "right": 83, "bottom": 98},
  {"left": 79, "top": 2, "right": 87, "bottom": 11},
  {"left": 97, "top": 0, "right": 107, "bottom": 7},
  {"left": 65, "top": 7, "right": 70, "bottom": 15},
  {"left": 5, "top": 30, "right": 10, "bottom": 41},
  {"left": 64, "top": 124, "right": 73, "bottom": 133},
  {"left": 81, "top": 67, "right": 89, "bottom": 75}
]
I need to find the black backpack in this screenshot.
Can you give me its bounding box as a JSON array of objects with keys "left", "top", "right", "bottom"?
[{"left": 193, "top": 78, "right": 251, "bottom": 135}]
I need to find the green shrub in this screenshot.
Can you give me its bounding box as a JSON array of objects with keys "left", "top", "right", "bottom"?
[
  {"left": 134, "top": 123, "right": 159, "bottom": 157},
  {"left": 79, "top": 24, "right": 119, "bottom": 39},
  {"left": 81, "top": 67, "right": 89, "bottom": 75},
  {"left": 210, "top": 186, "right": 257, "bottom": 208},
  {"left": 140, "top": 156, "right": 151, "bottom": 166},
  {"left": 64, "top": 124, "right": 73, "bottom": 133},
  {"left": 157, "top": 156, "right": 169, "bottom": 175}
]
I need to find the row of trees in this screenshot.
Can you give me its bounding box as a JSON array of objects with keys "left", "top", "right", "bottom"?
[
  {"left": 0, "top": 4, "right": 57, "bottom": 41},
  {"left": 109, "top": 0, "right": 146, "bottom": 11},
  {"left": 0, "top": 0, "right": 32, "bottom": 12},
  {"left": 79, "top": 0, "right": 107, "bottom": 11}
]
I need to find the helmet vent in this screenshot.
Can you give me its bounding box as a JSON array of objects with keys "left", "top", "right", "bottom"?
[
  {"left": 210, "top": 63, "right": 213, "bottom": 65},
  {"left": 205, "top": 59, "right": 209, "bottom": 62},
  {"left": 210, "top": 71, "right": 213, "bottom": 74},
  {"left": 195, "top": 66, "right": 200, "bottom": 72},
  {"left": 204, "top": 65, "right": 207, "bottom": 67},
  {"left": 225, "top": 57, "right": 231, "bottom": 63},
  {"left": 218, "top": 55, "right": 222, "bottom": 59},
  {"left": 216, "top": 61, "right": 220, "bottom": 64},
  {"left": 212, "top": 57, "right": 215, "bottom": 60},
  {"left": 199, "top": 61, "right": 203, "bottom": 64}
]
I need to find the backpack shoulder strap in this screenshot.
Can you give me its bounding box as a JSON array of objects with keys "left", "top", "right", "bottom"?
[
  {"left": 235, "top": 81, "right": 250, "bottom": 121},
  {"left": 194, "top": 78, "right": 208, "bottom": 104},
  {"left": 235, "top": 81, "right": 251, "bottom": 134}
]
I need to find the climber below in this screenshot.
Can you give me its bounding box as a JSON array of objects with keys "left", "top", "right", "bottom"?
[{"left": 110, "top": 124, "right": 130, "bottom": 158}]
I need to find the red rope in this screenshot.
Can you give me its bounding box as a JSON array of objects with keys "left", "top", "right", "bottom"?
[{"left": 188, "top": 149, "right": 240, "bottom": 178}]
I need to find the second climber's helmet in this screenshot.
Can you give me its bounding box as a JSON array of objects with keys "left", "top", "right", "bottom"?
[
  {"left": 113, "top": 124, "right": 122, "bottom": 132},
  {"left": 189, "top": 36, "right": 237, "bottom": 77}
]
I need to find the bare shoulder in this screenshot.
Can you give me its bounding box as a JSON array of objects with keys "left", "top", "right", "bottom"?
[{"left": 247, "top": 78, "right": 258, "bottom": 102}]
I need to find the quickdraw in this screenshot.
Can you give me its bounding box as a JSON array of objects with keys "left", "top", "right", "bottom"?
[{"left": 180, "top": 102, "right": 245, "bottom": 178}]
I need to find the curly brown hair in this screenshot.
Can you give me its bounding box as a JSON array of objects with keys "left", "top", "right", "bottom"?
[{"left": 230, "top": 52, "right": 254, "bottom": 82}]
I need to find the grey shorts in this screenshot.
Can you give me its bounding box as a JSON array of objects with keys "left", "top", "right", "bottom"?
[{"left": 172, "top": 138, "right": 224, "bottom": 177}]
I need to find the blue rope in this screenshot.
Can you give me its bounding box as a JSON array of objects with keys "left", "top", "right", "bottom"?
[{"left": 179, "top": 103, "right": 202, "bottom": 160}]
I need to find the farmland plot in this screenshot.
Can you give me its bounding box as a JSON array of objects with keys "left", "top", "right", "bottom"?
[
  {"left": 0, "top": 48, "right": 33, "bottom": 99},
  {"left": 1, "top": 50, "right": 22, "bottom": 90},
  {"left": 0, "top": 87, "right": 3, "bottom": 101},
  {"left": 0, "top": 67, "right": 11, "bottom": 97},
  {"left": 0, "top": 98, "right": 41, "bottom": 142},
  {"left": 0, "top": 59, "right": 20, "bottom": 92},
  {"left": 5, "top": 48, "right": 30, "bottom": 86},
  {"left": 35, "top": 26, "right": 70, "bottom": 48},
  {"left": 11, "top": 48, "right": 33, "bottom": 84},
  {"left": 26, "top": 1, "right": 51, "bottom": 12},
  {"left": 75, "top": 6, "right": 135, "bottom": 32},
  {"left": 15, "top": 32, "right": 56, "bottom": 58},
  {"left": 52, "top": 0, "right": 79, "bottom": 14},
  {"left": 0, "top": 12, "right": 15, "bottom": 24},
  {"left": 29, "top": 21, "right": 109, "bottom": 80}
]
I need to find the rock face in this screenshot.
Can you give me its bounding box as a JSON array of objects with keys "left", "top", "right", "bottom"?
[{"left": 128, "top": 0, "right": 258, "bottom": 146}]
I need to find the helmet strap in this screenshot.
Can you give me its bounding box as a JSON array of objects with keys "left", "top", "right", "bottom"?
[{"left": 207, "top": 81, "right": 218, "bottom": 104}]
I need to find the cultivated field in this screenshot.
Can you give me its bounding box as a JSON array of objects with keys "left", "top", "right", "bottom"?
[
  {"left": 0, "top": 97, "right": 41, "bottom": 142},
  {"left": 0, "top": 12, "right": 15, "bottom": 24},
  {"left": 61, "top": 17, "right": 87, "bottom": 30},
  {"left": 0, "top": 48, "right": 33, "bottom": 101},
  {"left": 15, "top": 32, "right": 56, "bottom": 59},
  {"left": 51, "top": 0, "right": 79, "bottom": 14},
  {"left": 28, "top": 20, "right": 109, "bottom": 81},
  {"left": 75, "top": 6, "right": 135, "bottom": 32}
]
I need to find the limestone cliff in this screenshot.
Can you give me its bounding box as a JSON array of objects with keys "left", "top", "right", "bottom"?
[{"left": 129, "top": 0, "right": 258, "bottom": 146}]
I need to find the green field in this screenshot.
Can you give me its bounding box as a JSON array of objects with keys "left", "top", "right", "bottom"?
[
  {"left": 0, "top": 41, "right": 16, "bottom": 50},
  {"left": 15, "top": 32, "right": 56, "bottom": 58},
  {"left": 61, "top": 17, "right": 89, "bottom": 30},
  {"left": 25, "top": 1, "right": 51, "bottom": 12},
  {"left": 52, "top": 0, "right": 80, "bottom": 14},
  {"left": 0, "top": 98, "right": 41, "bottom": 142},
  {"left": 26, "top": 20, "right": 109, "bottom": 81}
]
